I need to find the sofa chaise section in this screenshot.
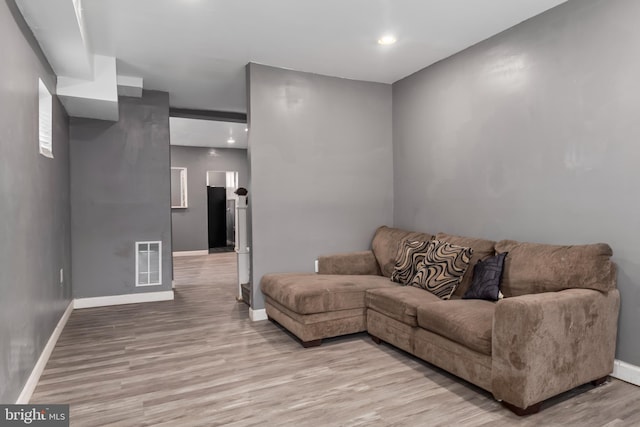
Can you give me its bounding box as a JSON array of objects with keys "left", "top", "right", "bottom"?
[
  {"left": 260, "top": 226, "right": 433, "bottom": 347},
  {"left": 261, "top": 272, "right": 395, "bottom": 347}
]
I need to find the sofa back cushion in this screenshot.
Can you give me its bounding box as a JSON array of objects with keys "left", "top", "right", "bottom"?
[
  {"left": 495, "top": 240, "right": 616, "bottom": 296},
  {"left": 436, "top": 233, "right": 496, "bottom": 297},
  {"left": 371, "top": 226, "right": 434, "bottom": 277}
]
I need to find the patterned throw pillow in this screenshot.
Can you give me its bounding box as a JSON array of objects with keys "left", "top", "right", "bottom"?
[
  {"left": 463, "top": 252, "right": 508, "bottom": 301},
  {"left": 410, "top": 240, "right": 473, "bottom": 299},
  {"left": 391, "top": 240, "right": 430, "bottom": 285}
]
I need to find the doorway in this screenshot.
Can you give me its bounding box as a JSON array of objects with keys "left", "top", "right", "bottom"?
[
  {"left": 168, "top": 113, "right": 248, "bottom": 303},
  {"left": 206, "top": 170, "right": 239, "bottom": 253}
]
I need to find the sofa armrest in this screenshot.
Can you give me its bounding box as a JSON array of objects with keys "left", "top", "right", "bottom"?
[
  {"left": 317, "top": 251, "right": 381, "bottom": 275},
  {"left": 492, "top": 288, "right": 620, "bottom": 409}
]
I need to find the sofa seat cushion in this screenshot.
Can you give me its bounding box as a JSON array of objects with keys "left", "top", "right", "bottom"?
[
  {"left": 416, "top": 300, "right": 495, "bottom": 355},
  {"left": 260, "top": 273, "right": 395, "bottom": 315},
  {"left": 366, "top": 286, "right": 441, "bottom": 326}
]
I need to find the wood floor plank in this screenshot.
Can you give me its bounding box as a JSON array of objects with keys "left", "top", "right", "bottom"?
[{"left": 30, "top": 252, "right": 640, "bottom": 426}]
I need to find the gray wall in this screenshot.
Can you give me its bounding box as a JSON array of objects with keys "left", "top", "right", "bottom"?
[
  {"left": 0, "top": 0, "right": 72, "bottom": 403},
  {"left": 247, "top": 63, "right": 393, "bottom": 310},
  {"left": 207, "top": 171, "right": 226, "bottom": 187},
  {"left": 393, "top": 0, "right": 640, "bottom": 365},
  {"left": 170, "top": 145, "right": 248, "bottom": 252},
  {"left": 70, "top": 91, "right": 172, "bottom": 298}
]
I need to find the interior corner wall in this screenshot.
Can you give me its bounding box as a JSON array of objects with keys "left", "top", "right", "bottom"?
[
  {"left": 70, "top": 91, "right": 173, "bottom": 299},
  {"left": 170, "top": 145, "right": 248, "bottom": 252},
  {"left": 0, "top": 0, "right": 72, "bottom": 403},
  {"left": 392, "top": 0, "right": 640, "bottom": 365},
  {"left": 247, "top": 63, "right": 393, "bottom": 310}
]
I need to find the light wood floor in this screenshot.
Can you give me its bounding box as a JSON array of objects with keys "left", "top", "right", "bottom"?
[{"left": 32, "top": 253, "right": 640, "bottom": 426}]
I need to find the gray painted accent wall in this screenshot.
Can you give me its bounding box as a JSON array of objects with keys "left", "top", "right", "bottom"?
[
  {"left": 247, "top": 63, "right": 393, "bottom": 310},
  {"left": 70, "top": 91, "right": 172, "bottom": 298},
  {"left": 170, "top": 146, "right": 248, "bottom": 252},
  {"left": 0, "top": 0, "right": 72, "bottom": 403},
  {"left": 393, "top": 0, "right": 640, "bottom": 365}
]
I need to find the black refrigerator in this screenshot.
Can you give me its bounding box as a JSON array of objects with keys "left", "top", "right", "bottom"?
[{"left": 207, "top": 187, "right": 227, "bottom": 248}]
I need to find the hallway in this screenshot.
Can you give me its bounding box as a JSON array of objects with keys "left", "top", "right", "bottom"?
[{"left": 173, "top": 252, "right": 238, "bottom": 288}]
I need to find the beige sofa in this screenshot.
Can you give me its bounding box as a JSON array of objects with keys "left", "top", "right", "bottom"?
[{"left": 260, "top": 226, "right": 620, "bottom": 415}]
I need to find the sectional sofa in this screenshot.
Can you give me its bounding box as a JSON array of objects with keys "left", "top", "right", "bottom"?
[{"left": 260, "top": 226, "right": 620, "bottom": 415}]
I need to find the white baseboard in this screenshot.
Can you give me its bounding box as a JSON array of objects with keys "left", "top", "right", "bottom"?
[
  {"left": 74, "top": 291, "right": 174, "bottom": 309},
  {"left": 249, "top": 308, "right": 268, "bottom": 321},
  {"left": 16, "top": 301, "right": 74, "bottom": 404},
  {"left": 172, "top": 250, "right": 209, "bottom": 257},
  {"left": 16, "top": 291, "right": 176, "bottom": 403},
  {"left": 612, "top": 359, "right": 640, "bottom": 386}
]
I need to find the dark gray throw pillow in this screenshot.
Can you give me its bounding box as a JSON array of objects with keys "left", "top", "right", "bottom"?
[{"left": 463, "top": 252, "right": 508, "bottom": 301}]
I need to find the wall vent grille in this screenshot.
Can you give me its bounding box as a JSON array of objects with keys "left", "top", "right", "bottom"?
[{"left": 136, "top": 241, "right": 162, "bottom": 286}]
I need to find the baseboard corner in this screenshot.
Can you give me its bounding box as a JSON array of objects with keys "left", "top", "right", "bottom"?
[
  {"left": 249, "top": 308, "right": 268, "bottom": 322},
  {"left": 16, "top": 301, "right": 74, "bottom": 404},
  {"left": 612, "top": 359, "right": 640, "bottom": 387}
]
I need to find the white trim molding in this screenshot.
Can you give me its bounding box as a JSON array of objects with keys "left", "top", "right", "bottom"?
[
  {"left": 16, "top": 301, "right": 74, "bottom": 404},
  {"left": 74, "top": 291, "right": 174, "bottom": 309},
  {"left": 612, "top": 359, "right": 640, "bottom": 387},
  {"left": 172, "top": 250, "right": 209, "bottom": 257},
  {"left": 170, "top": 166, "right": 188, "bottom": 208},
  {"left": 249, "top": 308, "right": 268, "bottom": 321},
  {"left": 16, "top": 291, "right": 177, "bottom": 403}
]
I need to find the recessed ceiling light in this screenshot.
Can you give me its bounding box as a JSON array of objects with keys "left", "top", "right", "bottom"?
[
  {"left": 378, "top": 35, "right": 397, "bottom": 45},
  {"left": 244, "top": 128, "right": 248, "bottom": 132},
  {"left": 227, "top": 137, "right": 236, "bottom": 144}
]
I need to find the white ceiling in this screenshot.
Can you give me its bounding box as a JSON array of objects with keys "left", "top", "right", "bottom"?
[
  {"left": 170, "top": 118, "right": 248, "bottom": 149},
  {"left": 82, "top": 0, "right": 567, "bottom": 112}
]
